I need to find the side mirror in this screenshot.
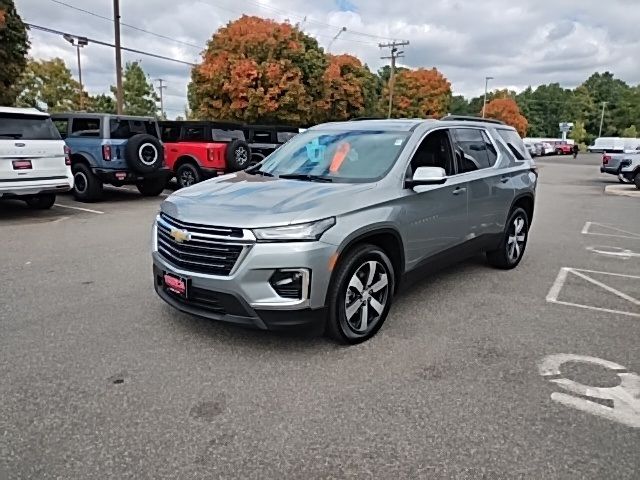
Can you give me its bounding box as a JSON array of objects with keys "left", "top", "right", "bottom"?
[{"left": 406, "top": 166, "right": 447, "bottom": 189}]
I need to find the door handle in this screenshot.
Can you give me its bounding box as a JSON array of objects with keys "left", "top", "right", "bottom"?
[
  {"left": 500, "top": 176, "right": 509, "bottom": 183},
  {"left": 452, "top": 187, "right": 467, "bottom": 195}
]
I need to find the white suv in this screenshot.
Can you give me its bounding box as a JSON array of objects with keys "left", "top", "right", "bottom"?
[{"left": 0, "top": 107, "right": 73, "bottom": 209}]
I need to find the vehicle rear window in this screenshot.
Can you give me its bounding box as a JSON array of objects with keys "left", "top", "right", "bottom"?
[
  {"left": 110, "top": 119, "right": 159, "bottom": 139},
  {"left": 496, "top": 129, "right": 530, "bottom": 160},
  {"left": 71, "top": 118, "right": 101, "bottom": 137},
  {"left": 0, "top": 113, "right": 61, "bottom": 140},
  {"left": 211, "top": 128, "right": 245, "bottom": 142}
]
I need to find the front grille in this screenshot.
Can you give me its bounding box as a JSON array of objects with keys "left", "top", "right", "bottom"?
[{"left": 157, "top": 214, "right": 249, "bottom": 276}]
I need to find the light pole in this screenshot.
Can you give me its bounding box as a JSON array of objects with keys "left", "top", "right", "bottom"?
[
  {"left": 598, "top": 101, "right": 607, "bottom": 138},
  {"left": 64, "top": 34, "right": 88, "bottom": 110},
  {"left": 482, "top": 76, "right": 494, "bottom": 118},
  {"left": 327, "top": 26, "right": 346, "bottom": 53}
]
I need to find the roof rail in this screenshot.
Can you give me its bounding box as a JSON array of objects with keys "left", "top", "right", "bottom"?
[
  {"left": 441, "top": 115, "right": 505, "bottom": 125},
  {"left": 349, "top": 117, "right": 386, "bottom": 121}
]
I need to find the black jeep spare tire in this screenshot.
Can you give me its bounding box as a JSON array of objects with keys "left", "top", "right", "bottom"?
[
  {"left": 125, "top": 134, "right": 164, "bottom": 174},
  {"left": 226, "top": 139, "right": 251, "bottom": 171}
]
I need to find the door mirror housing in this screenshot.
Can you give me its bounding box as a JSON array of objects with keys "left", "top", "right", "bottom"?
[{"left": 406, "top": 166, "right": 447, "bottom": 189}]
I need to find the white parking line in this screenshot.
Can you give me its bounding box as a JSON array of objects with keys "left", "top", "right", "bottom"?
[
  {"left": 54, "top": 203, "right": 104, "bottom": 214},
  {"left": 581, "top": 221, "right": 640, "bottom": 240}
]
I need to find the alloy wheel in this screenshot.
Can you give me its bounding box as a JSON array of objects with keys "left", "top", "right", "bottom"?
[
  {"left": 180, "top": 169, "right": 196, "bottom": 187},
  {"left": 74, "top": 171, "right": 88, "bottom": 193},
  {"left": 344, "top": 260, "right": 389, "bottom": 333},
  {"left": 235, "top": 147, "right": 248, "bottom": 166},
  {"left": 507, "top": 215, "right": 526, "bottom": 263}
]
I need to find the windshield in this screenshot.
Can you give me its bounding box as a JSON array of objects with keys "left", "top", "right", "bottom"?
[
  {"left": 256, "top": 130, "right": 409, "bottom": 182},
  {"left": 0, "top": 113, "right": 61, "bottom": 140}
]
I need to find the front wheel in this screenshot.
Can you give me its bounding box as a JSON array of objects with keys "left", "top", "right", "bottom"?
[
  {"left": 176, "top": 163, "right": 202, "bottom": 189},
  {"left": 25, "top": 194, "right": 56, "bottom": 210},
  {"left": 326, "top": 244, "right": 395, "bottom": 344},
  {"left": 486, "top": 207, "right": 529, "bottom": 269},
  {"left": 634, "top": 172, "right": 640, "bottom": 190},
  {"left": 136, "top": 177, "right": 167, "bottom": 197}
]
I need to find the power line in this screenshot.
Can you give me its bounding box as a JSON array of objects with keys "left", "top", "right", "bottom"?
[
  {"left": 26, "top": 23, "right": 197, "bottom": 67},
  {"left": 50, "top": 0, "right": 203, "bottom": 50}
]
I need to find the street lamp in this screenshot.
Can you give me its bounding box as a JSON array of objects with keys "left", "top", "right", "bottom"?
[
  {"left": 64, "top": 34, "right": 89, "bottom": 110},
  {"left": 482, "top": 76, "right": 494, "bottom": 118},
  {"left": 327, "top": 26, "right": 347, "bottom": 53}
]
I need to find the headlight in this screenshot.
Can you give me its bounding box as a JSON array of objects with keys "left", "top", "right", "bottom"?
[{"left": 253, "top": 217, "right": 335, "bottom": 242}]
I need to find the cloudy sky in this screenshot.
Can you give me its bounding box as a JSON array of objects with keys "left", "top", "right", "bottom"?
[{"left": 14, "top": 0, "right": 640, "bottom": 118}]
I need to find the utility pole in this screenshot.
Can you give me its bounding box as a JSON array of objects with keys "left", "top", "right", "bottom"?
[
  {"left": 482, "top": 76, "right": 494, "bottom": 118},
  {"left": 379, "top": 40, "right": 409, "bottom": 119},
  {"left": 156, "top": 79, "right": 166, "bottom": 119},
  {"left": 113, "top": 0, "right": 124, "bottom": 115},
  {"left": 598, "top": 101, "right": 607, "bottom": 137}
]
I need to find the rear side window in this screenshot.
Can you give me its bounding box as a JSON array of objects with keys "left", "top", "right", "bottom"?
[
  {"left": 0, "top": 113, "right": 62, "bottom": 140},
  {"left": 496, "top": 129, "right": 530, "bottom": 160},
  {"left": 53, "top": 119, "right": 69, "bottom": 138},
  {"left": 182, "top": 126, "right": 206, "bottom": 141},
  {"left": 452, "top": 128, "right": 492, "bottom": 172},
  {"left": 161, "top": 125, "right": 180, "bottom": 142},
  {"left": 71, "top": 118, "right": 101, "bottom": 137},
  {"left": 276, "top": 131, "right": 297, "bottom": 143},
  {"left": 252, "top": 130, "right": 273, "bottom": 143},
  {"left": 211, "top": 128, "right": 245, "bottom": 142},
  {"left": 110, "top": 119, "right": 159, "bottom": 139}
]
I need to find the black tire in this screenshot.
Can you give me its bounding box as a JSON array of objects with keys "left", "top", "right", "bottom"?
[
  {"left": 555, "top": 149, "right": 562, "bottom": 156},
  {"left": 486, "top": 207, "right": 529, "bottom": 269},
  {"left": 176, "top": 162, "right": 202, "bottom": 189},
  {"left": 136, "top": 177, "right": 167, "bottom": 197},
  {"left": 25, "top": 194, "right": 56, "bottom": 210},
  {"left": 326, "top": 244, "right": 395, "bottom": 344},
  {"left": 225, "top": 139, "right": 251, "bottom": 171},
  {"left": 634, "top": 172, "right": 640, "bottom": 190},
  {"left": 618, "top": 174, "right": 632, "bottom": 184},
  {"left": 125, "top": 134, "right": 164, "bottom": 174},
  {"left": 72, "top": 163, "right": 103, "bottom": 202}
]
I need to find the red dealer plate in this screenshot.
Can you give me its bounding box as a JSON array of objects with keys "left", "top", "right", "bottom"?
[
  {"left": 164, "top": 273, "right": 187, "bottom": 298},
  {"left": 12, "top": 160, "right": 32, "bottom": 170}
]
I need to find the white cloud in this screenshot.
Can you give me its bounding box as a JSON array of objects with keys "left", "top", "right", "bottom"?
[{"left": 14, "top": 0, "right": 640, "bottom": 118}]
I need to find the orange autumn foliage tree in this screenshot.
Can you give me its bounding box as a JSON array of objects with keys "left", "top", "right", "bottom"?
[
  {"left": 383, "top": 68, "right": 451, "bottom": 118},
  {"left": 483, "top": 97, "right": 528, "bottom": 136},
  {"left": 316, "top": 54, "right": 377, "bottom": 122},
  {"left": 190, "top": 15, "right": 327, "bottom": 124}
]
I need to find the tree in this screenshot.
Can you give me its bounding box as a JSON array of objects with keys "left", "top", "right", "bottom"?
[
  {"left": 622, "top": 125, "right": 638, "bottom": 138},
  {"left": 88, "top": 93, "right": 116, "bottom": 114},
  {"left": 569, "top": 120, "right": 588, "bottom": 144},
  {"left": 316, "top": 54, "right": 377, "bottom": 122},
  {"left": 484, "top": 98, "right": 528, "bottom": 136},
  {"left": 382, "top": 68, "right": 451, "bottom": 118},
  {"left": 448, "top": 95, "right": 471, "bottom": 115},
  {"left": 0, "top": 0, "right": 29, "bottom": 105},
  {"left": 111, "top": 61, "right": 158, "bottom": 116},
  {"left": 15, "top": 58, "right": 85, "bottom": 112},
  {"left": 190, "top": 15, "right": 327, "bottom": 125}
]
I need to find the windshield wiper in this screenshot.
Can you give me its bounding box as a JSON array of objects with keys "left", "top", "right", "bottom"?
[
  {"left": 246, "top": 169, "right": 274, "bottom": 177},
  {"left": 0, "top": 133, "right": 23, "bottom": 139},
  {"left": 278, "top": 173, "right": 333, "bottom": 183}
]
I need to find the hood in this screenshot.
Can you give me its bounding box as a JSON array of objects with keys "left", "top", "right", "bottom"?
[{"left": 161, "top": 171, "right": 376, "bottom": 228}]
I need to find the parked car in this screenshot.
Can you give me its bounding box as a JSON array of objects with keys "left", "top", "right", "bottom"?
[
  {"left": 553, "top": 142, "right": 573, "bottom": 155},
  {"left": 601, "top": 147, "right": 640, "bottom": 187},
  {"left": 242, "top": 125, "right": 299, "bottom": 164},
  {"left": 51, "top": 113, "right": 169, "bottom": 202},
  {"left": 152, "top": 116, "right": 537, "bottom": 344},
  {"left": 0, "top": 107, "right": 73, "bottom": 209},
  {"left": 541, "top": 142, "right": 554, "bottom": 156},
  {"left": 160, "top": 121, "right": 252, "bottom": 188}
]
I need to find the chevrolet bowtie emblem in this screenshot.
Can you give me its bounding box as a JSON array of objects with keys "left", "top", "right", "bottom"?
[{"left": 170, "top": 227, "right": 191, "bottom": 243}]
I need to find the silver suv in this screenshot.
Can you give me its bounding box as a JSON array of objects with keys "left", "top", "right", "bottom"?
[{"left": 152, "top": 117, "right": 537, "bottom": 343}]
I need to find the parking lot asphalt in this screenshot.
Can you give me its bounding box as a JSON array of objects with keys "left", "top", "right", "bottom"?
[{"left": 1, "top": 154, "right": 639, "bottom": 479}]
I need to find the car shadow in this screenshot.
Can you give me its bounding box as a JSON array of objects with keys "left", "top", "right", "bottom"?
[{"left": 0, "top": 198, "right": 80, "bottom": 223}]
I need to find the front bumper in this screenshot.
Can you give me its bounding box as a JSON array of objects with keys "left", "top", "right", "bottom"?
[
  {"left": 152, "top": 237, "right": 336, "bottom": 330},
  {"left": 94, "top": 167, "right": 172, "bottom": 185}
]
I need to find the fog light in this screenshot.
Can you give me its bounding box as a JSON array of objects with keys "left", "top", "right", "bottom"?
[{"left": 269, "top": 269, "right": 309, "bottom": 300}]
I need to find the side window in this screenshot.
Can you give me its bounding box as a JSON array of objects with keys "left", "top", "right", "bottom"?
[
  {"left": 211, "top": 128, "right": 245, "bottom": 142},
  {"left": 496, "top": 129, "right": 530, "bottom": 160},
  {"left": 161, "top": 126, "right": 180, "bottom": 142},
  {"left": 183, "top": 126, "right": 206, "bottom": 141},
  {"left": 409, "top": 129, "right": 455, "bottom": 176},
  {"left": 482, "top": 131, "right": 498, "bottom": 166},
  {"left": 452, "top": 128, "right": 491, "bottom": 172},
  {"left": 70, "top": 118, "right": 101, "bottom": 137},
  {"left": 252, "top": 130, "right": 273, "bottom": 143},
  {"left": 276, "top": 131, "right": 297, "bottom": 143},
  {"left": 109, "top": 119, "right": 131, "bottom": 139},
  {"left": 53, "top": 119, "right": 68, "bottom": 139}
]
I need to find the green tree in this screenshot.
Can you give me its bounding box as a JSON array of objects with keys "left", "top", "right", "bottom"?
[
  {"left": 15, "top": 58, "right": 84, "bottom": 112},
  {"left": 622, "top": 125, "right": 638, "bottom": 138},
  {"left": 112, "top": 61, "right": 158, "bottom": 116},
  {"left": 580, "top": 72, "right": 630, "bottom": 136},
  {"left": 449, "top": 95, "right": 471, "bottom": 115},
  {"left": 569, "top": 120, "right": 588, "bottom": 144},
  {"left": 0, "top": 0, "right": 30, "bottom": 105},
  {"left": 88, "top": 93, "right": 116, "bottom": 114}
]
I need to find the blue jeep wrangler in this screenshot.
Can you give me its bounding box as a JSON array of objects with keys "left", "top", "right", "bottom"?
[{"left": 51, "top": 113, "right": 170, "bottom": 202}]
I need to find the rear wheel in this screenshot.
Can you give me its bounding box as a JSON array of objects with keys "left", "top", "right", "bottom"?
[
  {"left": 326, "top": 244, "right": 395, "bottom": 344},
  {"left": 72, "top": 163, "right": 103, "bottom": 202},
  {"left": 634, "top": 172, "right": 640, "bottom": 190},
  {"left": 225, "top": 139, "right": 251, "bottom": 171},
  {"left": 486, "top": 207, "right": 529, "bottom": 269},
  {"left": 176, "top": 163, "right": 202, "bottom": 189},
  {"left": 136, "top": 177, "right": 167, "bottom": 197},
  {"left": 25, "top": 194, "right": 56, "bottom": 210},
  {"left": 618, "top": 174, "right": 632, "bottom": 184}
]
